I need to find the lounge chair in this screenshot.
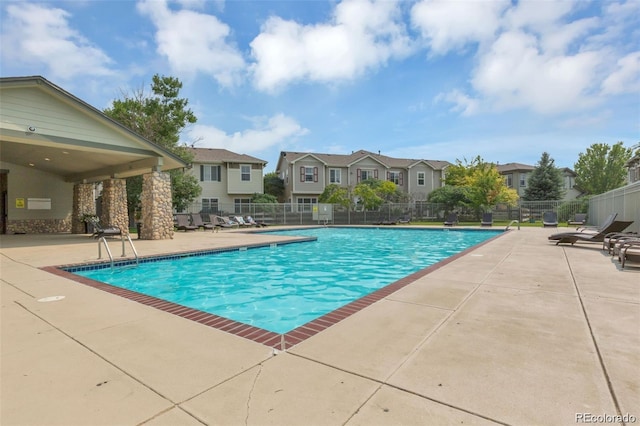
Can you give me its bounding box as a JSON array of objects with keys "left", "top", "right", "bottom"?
[
  {"left": 245, "top": 216, "right": 268, "bottom": 227},
  {"left": 576, "top": 212, "right": 617, "bottom": 233},
  {"left": 481, "top": 212, "right": 493, "bottom": 227},
  {"left": 443, "top": 213, "right": 458, "bottom": 226},
  {"left": 234, "top": 216, "right": 253, "bottom": 227},
  {"left": 548, "top": 220, "right": 633, "bottom": 245},
  {"left": 398, "top": 215, "right": 412, "bottom": 224},
  {"left": 191, "top": 213, "right": 218, "bottom": 232},
  {"left": 568, "top": 213, "right": 587, "bottom": 226},
  {"left": 87, "top": 216, "right": 122, "bottom": 239},
  {"left": 619, "top": 240, "right": 640, "bottom": 269},
  {"left": 213, "top": 215, "right": 239, "bottom": 229},
  {"left": 542, "top": 211, "right": 558, "bottom": 227},
  {"left": 603, "top": 232, "right": 639, "bottom": 255},
  {"left": 175, "top": 214, "right": 197, "bottom": 231}
]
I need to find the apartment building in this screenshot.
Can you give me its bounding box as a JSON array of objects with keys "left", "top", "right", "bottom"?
[
  {"left": 186, "top": 148, "right": 267, "bottom": 213},
  {"left": 497, "top": 162, "right": 581, "bottom": 201},
  {"left": 275, "top": 149, "right": 450, "bottom": 210}
]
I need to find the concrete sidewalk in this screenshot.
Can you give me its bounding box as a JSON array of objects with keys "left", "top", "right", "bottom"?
[{"left": 1, "top": 228, "right": 638, "bottom": 425}]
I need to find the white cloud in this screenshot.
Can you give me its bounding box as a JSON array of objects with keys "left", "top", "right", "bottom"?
[
  {"left": 185, "top": 114, "right": 309, "bottom": 154},
  {"left": 472, "top": 31, "right": 601, "bottom": 114},
  {"left": 601, "top": 51, "right": 640, "bottom": 95},
  {"left": 249, "top": 0, "right": 413, "bottom": 92},
  {"left": 410, "top": 0, "right": 509, "bottom": 55},
  {"left": 137, "top": 0, "right": 245, "bottom": 87},
  {"left": 0, "top": 3, "right": 114, "bottom": 80},
  {"left": 435, "top": 89, "right": 479, "bottom": 116}
]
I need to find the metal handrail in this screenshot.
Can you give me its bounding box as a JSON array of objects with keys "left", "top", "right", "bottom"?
[
  {"left": 98, "top": 233, "right": 139, "bottom": 269},
  {"left": 506, "top": 220, "right": 520, "bottom": 230}
]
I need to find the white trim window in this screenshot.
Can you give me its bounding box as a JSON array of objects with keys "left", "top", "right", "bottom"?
[
  {"left": 296, "top": 197, "right": 317, "bottom": 212},
  {"left": 241, "top": 165, "right": 251, "bottom": 181},
  {"left": 234, "top": 198, "right": 251, "bottom": 213},
  {"left": 329, "top": 168, "right": 341, "bottom": 184},
  {"left": 505, "top": 174, "right": 513, "bottom": 188},
  {"left": 357, "top": 168, "right": 377, "bottom": 182},
  {"left": 520, "top": 173, "right": 527, "bottom": 187},
  {"left": 417, "top": 172, "right": 425, "bottom": 186}
]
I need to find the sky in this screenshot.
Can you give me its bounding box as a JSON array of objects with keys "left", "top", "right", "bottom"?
[{"left": 1, "top": 0, "right": 639, "bottom": 172}]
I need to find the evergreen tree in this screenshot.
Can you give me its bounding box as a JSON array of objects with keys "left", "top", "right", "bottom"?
[
  {"left": 523, "top": 152, "right": 564, "bottom": 200},
  {"left": 263, "top": 172, "right": 285, "bottom": 201},
  {"left": 573, "top": 142, "right": 632, "bottom": 195},
  {"left": 104, "top": 75, "right": 201, "bottom": 214}
]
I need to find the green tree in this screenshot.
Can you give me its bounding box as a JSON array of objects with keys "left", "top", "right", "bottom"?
[
  {"left": 319, "top": 184, "right": 352, "bottom": 209},
  {"left": 251, "top": 193, "right": 278, "bottom": 203},
  {"left": 523, "top": 152, "right": 565, "bottom": 200},
  {"left": 573, "top": 142, "right": 632, "bottom": 195},
  {"left": 104, "top": 75, "right": 201, "bottom": 214},
  {"left": 353, "top": 179, "right": 384, "bottom": 210},
  {"left": 427, "top": 186, "right": 470, "bottom": 213},
  {"left": 441, "top": 156, "right": 518, "bottom": 216},
  {"left": 263, "top": 172, "right": 285, "bottom": 201}
]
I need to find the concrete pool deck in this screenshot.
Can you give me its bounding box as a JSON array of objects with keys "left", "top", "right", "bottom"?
[{"left": 1, "top": 227, "right": 638, "bottom": 425}]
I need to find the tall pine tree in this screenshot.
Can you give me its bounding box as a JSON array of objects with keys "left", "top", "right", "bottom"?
[{"left": 523, "top": 152, "right": 564, "bottom": 200}]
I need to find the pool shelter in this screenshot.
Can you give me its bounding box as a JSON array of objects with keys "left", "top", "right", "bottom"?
[{"left": 0, "top": 76, "right": 187, "bottom": 239}]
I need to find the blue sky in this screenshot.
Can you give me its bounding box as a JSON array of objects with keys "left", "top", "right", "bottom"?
[{"left": 1, "top": 0, "right": 638, "bottom": 172}]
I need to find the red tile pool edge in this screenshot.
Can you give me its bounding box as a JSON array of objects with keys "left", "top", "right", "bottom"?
[{"left": 41, "top": 230, "right": 506, "bottom": 350}]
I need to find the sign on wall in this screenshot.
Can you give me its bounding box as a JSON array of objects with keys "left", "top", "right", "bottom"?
[
  {"left": 15, "top": 198, "right": 25, "bottom": 208},
  {"left": 27, "top": 198, "right": 51, "bottom": 210}
]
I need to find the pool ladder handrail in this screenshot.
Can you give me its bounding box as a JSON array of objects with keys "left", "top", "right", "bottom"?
[
  {"left": 98, "top": 234, "right": 139, "bottom": 269},
  {"left": 505, "top": 220, "right": 520, "bottom": 230}
]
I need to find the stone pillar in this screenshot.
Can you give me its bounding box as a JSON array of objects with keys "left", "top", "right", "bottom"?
[
  {"left": 141, "top": 171, "right": 174, "bottom": 240},
  {"left": 72, "top": 183, "right": 95, "bottom": 234},
  {"left": 101, "top": 179, "right": 129, "bottom": 235}
]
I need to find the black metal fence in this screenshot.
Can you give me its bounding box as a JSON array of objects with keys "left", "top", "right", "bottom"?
[{"left": 180, "top": 200, "right": 587, "bottom": 226}]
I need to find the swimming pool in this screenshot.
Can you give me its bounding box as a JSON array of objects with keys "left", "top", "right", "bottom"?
[{"left": 70, "top": 227, "right": 501, "bottom": 334}]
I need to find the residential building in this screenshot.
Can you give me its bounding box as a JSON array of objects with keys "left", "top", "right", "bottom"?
[
  {"left": 497, "top": 162, "right": 581, "bottom": 201},
  {"left": 275, "top": 149, "right": 450, "bottom": 210},
  {"left": 186, "top": 148, "right": 267, "bottom": 214},
  {"left": 625, "top": 148, "right": 640, "bottom": 184},
  {"left": 496, "top": 163, "right": 535, "bottom": 198}
]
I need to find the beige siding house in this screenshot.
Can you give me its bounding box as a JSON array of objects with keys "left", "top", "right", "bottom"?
[
  {"left": 275, "top": 150, "right": 450, "bottom": 210},
  {"left": 186, "top": 148, "right": 266, "bottom": 213}
]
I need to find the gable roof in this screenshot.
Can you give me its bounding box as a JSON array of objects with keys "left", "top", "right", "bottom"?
[
  {"left": 496, "top": 162, "right": 535, "bottom": 173},
  {"left": 0, "top": 75, "right": 187, "bottom": 183},
  {"left": 188, "top": 147, "right": 266, "bottom": 165},
  {"left": 277, "top": 149, "right": 450, "bottom": 171}
]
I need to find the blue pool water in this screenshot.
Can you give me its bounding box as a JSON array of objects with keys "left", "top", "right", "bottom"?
[{"left": 72, "top": 227, "right": 501, "bottom": 333}]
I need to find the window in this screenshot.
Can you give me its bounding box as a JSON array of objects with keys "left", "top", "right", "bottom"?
[
  {"left": 417, "top": 172, "right": 425, "bottom": 186},
  {"left": 329, "top": 168, "right": 341, "bottom": 184},
  {"left": 300, "top": 166, "right": 318, "bottom": 183},
  {"left": 357, "top": 169, "right": 377, "bottom": 182},
  {"left": 296, "top": 197, "right": 317, "bottom": 212},
  {"left": 504, "top": 174, "right": 513, "bottom": 188},
  {"left": 388, "top": 171, "right": 403, "bottom": 185},
  {"left": 200, "top": 165, "right": 221, "bottom": 182},
  {"left": 234, "top": 198, "right": 251, "bottom": 213},
  {"left": 241, "top": 165, "right": 251, "bottom": 181},
  {"left": 201, "top": 198, "right": 219, "bottom": 213},
  {"left": 520, "top": 173, "right": 527, "bottom": 187}
]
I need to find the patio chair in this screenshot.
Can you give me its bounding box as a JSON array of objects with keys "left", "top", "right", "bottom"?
[
  {"left": 542, "top": 211, "right": 558, "bottom": 227},
  {"left": 213, "top": 216, "right": 239, "bottom": 229},
  {"left": 576, "top": 212, "right": 617, "bottom": 233},
  {"left": 191, "top": 213, "right": 218, "bottom": 232},
  {"left": 234, "top": 216, "right": 253, "bottom": 227},
  {"left": 175, "top": 214, "right": 197, "bottom": 232},
  {"left": 398, "top": 215, "right": 412, "bottom": 224},
  {"left": 87, "top": 216, "right": 122, "bottom": 239},
  {"left": 443, "top": 213, "right": 458, "bottom": 226},
  {"left": 619, "top": 240, "right": 640, "bottom": 269},
  {"left": 481, "top": 212, "right": 493, "bottom": 227},
  {"left": 568, "top": 213, "right": 587, "bottom": 226},
  {"left": 245, "top": 216, "right": 268, "bottom": 227},
  {"left": 548, "top": 220, "right": 633, "bottom": 246},
  {"left": 602, "top": 232, "right": 639, "bottom": 255}
]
